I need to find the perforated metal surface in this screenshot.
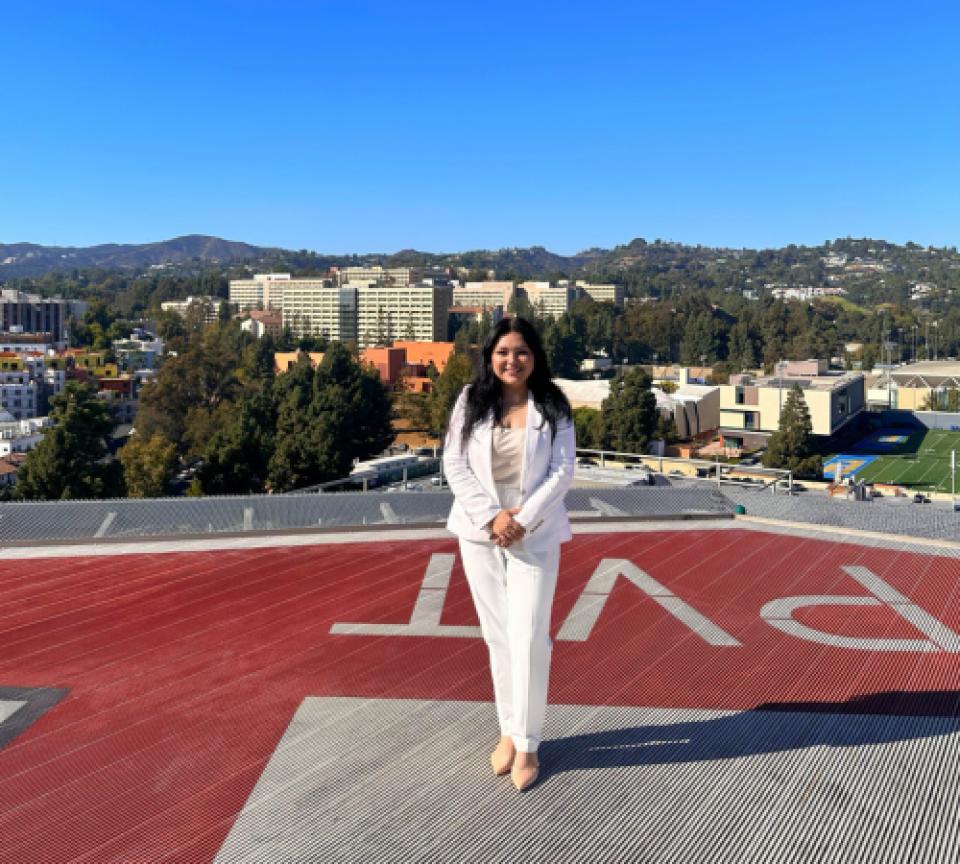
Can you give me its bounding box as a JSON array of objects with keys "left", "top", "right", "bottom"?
[
  {"left": 218, "top": 696, "right": 960, "bottom": 864},
  {"left": 5, "top": 524, "right": 960, "bottom": 863},
  {"left": 0, "top": 487, "right": 734, "bottom": 544}
]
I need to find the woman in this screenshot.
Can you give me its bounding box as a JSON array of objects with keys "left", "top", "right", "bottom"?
[{"left": 443, "top": 316, "right": 575, "bottom": 792}]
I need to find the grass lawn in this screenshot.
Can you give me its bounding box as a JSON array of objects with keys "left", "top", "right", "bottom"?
[{"left": 825, "top": 428, "right": 960, "bottom": 493}]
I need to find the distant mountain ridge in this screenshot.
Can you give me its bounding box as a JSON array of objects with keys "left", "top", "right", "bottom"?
[
  {"left": 2, "top": 233, "right": 955, "bottom": 283},
  {"left": 0, "top": 235, "right": 277, "bottom": 277}
]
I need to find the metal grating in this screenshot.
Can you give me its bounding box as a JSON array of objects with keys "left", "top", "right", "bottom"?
[{"left": 0, "top": 487, "right": 734, "bottom": 544}]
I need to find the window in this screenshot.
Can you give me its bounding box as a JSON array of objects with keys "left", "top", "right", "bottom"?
[{"left": 735, "top": 386, "right": 745, "bottom": 405}]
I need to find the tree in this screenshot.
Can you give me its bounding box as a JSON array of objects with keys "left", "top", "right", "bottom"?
[
  {"left": 197, "top": 386, "right": 276, "bottom": 494},
  {"left": 542, "top": 313, "right": 585, "bottom": 378},
  {"left": 572, "top": 407, "right": 601, "bottom": 450},
  {"left": 119, "top": 433, "right": 178, "bottom": 497},
  {"left": 599, "top": 368, "right": 659, "bottom": 454},
  {"left": 16, "top": 383, "right": 122, "bottom": 500},
  {"left": 429, "top": 352, "right": 474, "bottom": 436},
  {"left": 266, "top": 343, "right": 394, "bottom": 491},
  {"left": 762, "top": 384, "right": 822, "bottom": 477}
]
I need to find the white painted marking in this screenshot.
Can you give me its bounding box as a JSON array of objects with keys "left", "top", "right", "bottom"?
[
  {"left": 760, "top": 566, "right": 960, "bottom": 652},
  {"left": 555, "top": 559, "right": 741, "bottom": 646},
  {"left": 379, "top": 503, "right": 399, "bottom": 524},
  {"left": 330, "top": 554, "right": 482, "bottom": 638},
  {"left": 0, "top": 700, "right": 26, "bottom": 724},
  {"left": 588, "top": 497, "right": 627, "bottom": 517},
  {"left": 94, "top": 512, "right": 117, "bottom": 538}
]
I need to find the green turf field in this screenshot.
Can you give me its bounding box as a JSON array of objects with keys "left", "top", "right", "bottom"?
[{"left": 827, "top": 428, "right": 960, "bottom": 492}]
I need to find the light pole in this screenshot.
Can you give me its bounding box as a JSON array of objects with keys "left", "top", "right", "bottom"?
[{"left": 777, "top": 358, "right": 785, "bottom": 417}]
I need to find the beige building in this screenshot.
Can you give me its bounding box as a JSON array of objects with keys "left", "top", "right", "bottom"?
[
  {"left": 719, "top": 368, "right": 864, "bottom": 449},
  {"left": 576, "top": 281, "right": 625, "bottom": 307},
  {"left": 356, "top": 283, "right": 450, "bottom": 347},
  {"left": 520, "top": 281, "right": 574, "bottom": 318},
  {"left": 281, "top": 283, "right": 358, "bottom": 342},
  {"left": 229, "top": 273, "right": 292, "bottom": 310},
  {"left": 453, "top": 281, "right": 515, "bottom": 310},
  {"left": 334, "top": 266, "right": 422, "bottom": 287},
  {"left": 888, "top": 360, "right": 960, "bottom": 410}
]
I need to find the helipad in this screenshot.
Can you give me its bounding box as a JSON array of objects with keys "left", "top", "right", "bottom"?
[{"left": 3, "top": 519, "right": 960, "bottom": 862}]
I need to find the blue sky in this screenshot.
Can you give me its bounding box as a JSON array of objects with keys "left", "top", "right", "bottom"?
[{"left": 3, "top": 1, "right": 959, "bottom": 254}]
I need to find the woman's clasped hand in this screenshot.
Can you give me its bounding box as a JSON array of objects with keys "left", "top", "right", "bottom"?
[{"left": 489, "top": 507, "right": 525, "bottom": 547}]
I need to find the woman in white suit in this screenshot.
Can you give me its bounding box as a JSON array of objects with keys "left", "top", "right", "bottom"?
[{"left": 443, "top": 316, "right": 575, "bottom": 792}]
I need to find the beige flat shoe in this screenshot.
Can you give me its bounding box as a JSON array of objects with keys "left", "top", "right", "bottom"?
[
  {"left": 511, "top": 757, "right": 539, "bottom": 792},
  {"left": 490, "top": 740, "right": 516, "bottom": 776}
]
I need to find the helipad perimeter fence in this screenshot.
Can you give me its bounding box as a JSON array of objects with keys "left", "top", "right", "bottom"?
[{"left": 0, "top": 486, "right": 734, "bottom": 544}]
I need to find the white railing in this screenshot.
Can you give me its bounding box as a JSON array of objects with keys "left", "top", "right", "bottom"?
[{"left": 575, "top": 448, "right": 794, "bottom": 493}]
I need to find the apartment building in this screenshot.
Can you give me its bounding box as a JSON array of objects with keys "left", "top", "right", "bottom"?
[
  {"left": 229, "top": 273, "right": 291, "bottom": 310},
  {"left": 0, "top": 368, "right": 38, "bottom": 420},
  {"left": 576, "top": 282, "right": 625, "bottom": 307},
  {"left": 453, "top": 281, "right": 515, "bottom": 310},
  {"left": 0, "top": 415, "right": 50, "bottom": 456},
  {"left": 0, "top": 290, "right": 86, "bottom": 346},
  {"left": 719, "top": 366, "right": 865, "bottom": 449},
  {"left": 356, "top": 283, "right": 450, "bottom": 346},
  {"left": 112, "top": 329, "right": 165, "bottom": 371},
  {"left": 281, "top": 282, "right": 358, "bottom": 342},
  {"left": 240, "top": 310, "right": 283, "bottom": 341}
]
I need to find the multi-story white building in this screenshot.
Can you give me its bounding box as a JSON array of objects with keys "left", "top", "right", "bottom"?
[
  {"left": 576, "top": 282, "right": 625, "bottom": 307},
  {"left": 356, "top": 283, "right": 450, "bottom": 346},
  {"left": 520, "top": 281, "right": 574, "bottom": 318},
  {"left": 229, "top": 273, "right": 291, "bottom": 310},
  {"left": 0, "top": 414, "right": 50, "bottom": 456},
  {"left": 453, "top": 281, "right": 515, "bottom": 310},
  {"left": 160, "top": 296, "right": 224, "bottom": 324},
  {"left": 0, "top": 369, "right": 38, "bottom": 420},
  {"left": 112, "top": 328, "right": 165, "bottom": 371},
  {"left": 335, "top": 266, "right": 423, "bottom": 287},
  {"left": 282, "top": 282, "right": 358, "bottom": 342}
]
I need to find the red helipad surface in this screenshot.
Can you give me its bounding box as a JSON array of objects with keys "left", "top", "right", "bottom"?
[{"left": 3, "top": 525, "right": 960, "bottom": 862}]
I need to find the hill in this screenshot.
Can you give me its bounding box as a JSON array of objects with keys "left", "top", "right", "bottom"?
[{"left": 0, "top": 235, "right": 278, "bottom": 277}]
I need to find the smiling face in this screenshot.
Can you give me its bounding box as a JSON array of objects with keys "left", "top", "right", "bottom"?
[{"left": 491, "top": 331, "right": 534, "bottom": 393}]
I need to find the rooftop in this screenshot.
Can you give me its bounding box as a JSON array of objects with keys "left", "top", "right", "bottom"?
[
  {"left": 750, "top": 371, "right": 864, "bottom": 392},
  {"left": 3, "top": 488, "right": 960, "bottom": 861}
]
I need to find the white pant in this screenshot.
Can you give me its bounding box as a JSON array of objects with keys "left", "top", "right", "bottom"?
[{"left": 459, "top": 535, "right": 560, "bottom": 753}]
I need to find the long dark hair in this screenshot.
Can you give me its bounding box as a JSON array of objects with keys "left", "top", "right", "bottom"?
[{"left": 460, "top": 316, "right": 572, "bottom": 449}]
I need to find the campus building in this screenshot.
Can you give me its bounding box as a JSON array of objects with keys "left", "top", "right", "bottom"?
[
  {"left": 356, "top": 283, "right": 450, "bottom": 347},
  {"left": 281, "top": 283, "right": 358, "bottom": 342},
  {"left": 885, "top": 360, "right": 960, "bottom": 410},
  {"left": 576, "top": 281, "right": 626, "bottom": 307},
  {"left": 0, "top": 289, "right": 86, "bottom": 346},
  {"left": 719, "top": 363, "right": 865, "bottom": 450},
  {"left": 160, "top": 296, "right": 224, "bottom": 324},
  {"left": 229, "top": 273, "right": 292, "bottom": 310},
  {"left": 453, "top": 281, "right": 515, "bottom": 310},
  {"left": 519, "top": 281, "right": 574, "bottom": 318},
  {"left": 334, "top": 266, "right": 423, "bottom": 287}
]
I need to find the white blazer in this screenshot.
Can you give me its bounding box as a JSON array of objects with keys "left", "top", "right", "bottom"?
[{"left": 443, "top": 385, "right": 576, "bottom": 550}]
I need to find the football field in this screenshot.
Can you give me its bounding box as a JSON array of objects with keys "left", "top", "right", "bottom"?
[{"left": 826, "top": 428, "right": 960, "bottom": 492}]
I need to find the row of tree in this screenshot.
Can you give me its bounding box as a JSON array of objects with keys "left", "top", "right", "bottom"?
[{"left": 12, "top": 320, "right": 396, "bottom": 500}]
